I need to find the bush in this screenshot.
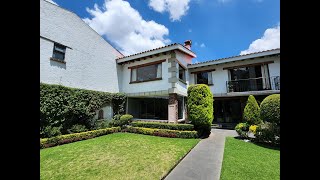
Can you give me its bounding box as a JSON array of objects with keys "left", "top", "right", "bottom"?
[
  {"left": 187, "top": 84, "right": 213, "bottom": 137},
  {"left": 235, "top": 123, "right": 249, "bottom": 139},
  {"left": 91, "top": 119, "right": 112, "bottom": 130},
  {"left": 110, "top": 114, "right": 133, "bottom": 128},
  {"left": 260, "top": 94, "right": 280, "bottom": 124},
  {"left": 40, "top": 83, "right": 126, "bottom": 137},
  {"left": 131, "top": 121, "right": 194, "bottom": 131},
  {"left": 40, "top": 127, "right": 121, "bottom": 149},
  {"left": 40, "top": 126, "right": 62, "bottom": 138},
  {"left": 125, "top": 127, "right": 198, "bottom": 138},
  {"left": 243, "top": 95, "right": 261, "bottom": 125},
  {"left": 249, "top": 125, "right": 258, "bottom": 135},
  {"left": 255, "top": 122, "right": 280, "bottom": 145},
  {"left": 67, "top": 124, "right": 87, "bottom": 134}
]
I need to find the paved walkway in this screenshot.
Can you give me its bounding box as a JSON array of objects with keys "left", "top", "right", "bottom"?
[{"left": 164, "top": 128, "right": 238, "bottom": 180}]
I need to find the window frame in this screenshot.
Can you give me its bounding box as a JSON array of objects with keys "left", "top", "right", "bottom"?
[
  {"left": 191, "top": 69, "right": 215, "bottom": 85},
  {"left": 178, "top": 64, "right": 187, "bottom": 84},
  {"left": 129, "top": 60, "right": 165, "bottom": 84},
  {"left": 51, "top": 43, "right": 67, "bottom": 63}
]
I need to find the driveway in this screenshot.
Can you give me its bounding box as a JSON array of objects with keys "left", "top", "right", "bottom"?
[{"left": 164, "top": 128, "right": 238, "bottom": 180}]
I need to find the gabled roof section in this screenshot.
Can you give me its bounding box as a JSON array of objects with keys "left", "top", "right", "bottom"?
[
  {"left": 116, "top": 43, "right": 196, "bottom": 64},
  {"left": 188, "top": 48, "right": 280, "bottom": 69}
]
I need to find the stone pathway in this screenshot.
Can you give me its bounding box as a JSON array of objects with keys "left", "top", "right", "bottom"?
[{"left": 164, "top": 128, "right": 238, "bottom": 180}]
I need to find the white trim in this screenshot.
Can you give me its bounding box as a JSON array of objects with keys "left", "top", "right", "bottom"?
[
  {"left": 188, "top": 49, "right": 280, "bottom": 69},
  {"left": 117, "top": 44, "right": 196, "bottom": 63}
]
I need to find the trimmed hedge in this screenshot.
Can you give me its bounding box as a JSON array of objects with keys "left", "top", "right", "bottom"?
[
  {"left": 187, "top": 84, "right": 213, "bottom": 137},
  {"left": 40, "top": 127, "right": 121, "bottom": 149},
  {"left": 110, "top": 114, "right": 134, "bottom": 128},
  {"left": 131, "top": 121, "right": 194, "bottom": 131},
  {"left": 125, "top": 127, "right": 198, "bottom": 138},
  {"left": 40, "top": 83, "right": 126, "bottom": 137},
  {"left": 243, "top": 95, "right": 261, "bottom": 125},
  {"left": 235, "top": 123, "right": 249, "bottom": 139},
  {"left": 260, "top": 94, "right": 280, "bottom": 124}
]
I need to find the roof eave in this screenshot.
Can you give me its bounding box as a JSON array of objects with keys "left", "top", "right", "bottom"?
[
  {"left": 188, "top": 49, "right": 280, "bottom": 69},
  {"left": 116, "top": 44, "right": 196, "bottom": 64}
]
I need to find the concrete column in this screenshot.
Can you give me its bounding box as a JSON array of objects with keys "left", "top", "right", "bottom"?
[{"left": 168, "top": 93, "right": 178, "bottom": 123}]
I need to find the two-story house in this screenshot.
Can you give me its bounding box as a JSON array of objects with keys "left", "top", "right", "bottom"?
[{"left": 40, "top": 0, "right": 280, "bottom": 127}]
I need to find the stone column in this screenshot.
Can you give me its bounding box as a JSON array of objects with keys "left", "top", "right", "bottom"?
[{"left": 168, "top": 93, "right": 178, "bottom": 123}]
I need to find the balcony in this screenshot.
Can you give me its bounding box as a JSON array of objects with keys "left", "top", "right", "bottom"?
[{"left": 226, "top": 76, "right": 280, "bottom": 93}]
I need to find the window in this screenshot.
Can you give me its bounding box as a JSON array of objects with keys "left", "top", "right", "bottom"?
[
  {"left": 179, "top": 64, "right": 186, "bottom": 81},
  {"left": 131, "top": 63, "right": 162, "bottom": 83},
  {"left": 52, "top": 43, "right": 66, "bottom": 61},
  {"left": 195, "top": 71, "right": 213, "bottom": 85},
  {"left": 229, "top": 65, "right": 262, "bottom": 80}
]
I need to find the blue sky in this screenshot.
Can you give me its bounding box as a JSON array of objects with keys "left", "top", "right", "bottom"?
[{"left": 48, "top": 0, "right": 280, "bottom": 63}]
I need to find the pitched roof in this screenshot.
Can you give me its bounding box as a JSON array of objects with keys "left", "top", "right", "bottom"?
[
  {"left": 188, "top": 48, "right": 280, "bottom": 68},
  {"left": 116, "top": 43, "right": 196, "bottom": 61}
]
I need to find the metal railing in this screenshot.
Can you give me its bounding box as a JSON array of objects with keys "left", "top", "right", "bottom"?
[{"left": 226, "top": 76, "right": 280, "bottom": 93}]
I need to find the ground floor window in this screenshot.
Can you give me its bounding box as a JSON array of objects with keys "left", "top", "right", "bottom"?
[{"left": 128, "top": 97, "right": 168, "bottom": 120}]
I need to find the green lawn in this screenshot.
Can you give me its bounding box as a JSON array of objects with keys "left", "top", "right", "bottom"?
[
  {"left": 40, "top": 133, "right": 199, "bottom": 180},
  {"left": 220, "top": 137, "right": 280, "bottom": 180}
]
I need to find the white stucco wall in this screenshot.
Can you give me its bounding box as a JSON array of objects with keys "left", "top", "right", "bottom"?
[
  {"left": 120, "top": 54, "right": 171, "bottom": 94},
  {"left": 94, "top": 104, "right": 113, "bottom": 120},
  {"left": 188, "top": 55, "right": 280, "bottom": 95},
  {"left": 268, "top": 58, "right": 280, "bottom": 77},
  {"left": 40, "top": 0, "right": 123, "bottom": 92}
]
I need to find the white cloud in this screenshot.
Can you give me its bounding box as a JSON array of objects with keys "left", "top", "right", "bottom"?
[
  {"left": 148, "top": 0, "right": 191, "bottom": 21},
  {"left": 46, "top": 0, "right": 58, "bottom": 6},
  {"left": 83, "top": 0, "right": 170, "bottom": 55},
  {"left": 200, "top": 43, "right": 205, "bottom": 48},
  {"left": 240, "top": 25, "right": 280, "bottom": 55}
]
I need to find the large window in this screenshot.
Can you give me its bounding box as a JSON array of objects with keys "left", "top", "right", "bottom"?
[
  {"left": 229, "top": 65, "right": 262, "bottom": 80},
  {"left": 52, "top": 43, "right": 66, "bottom": 61},
  {"left": 195, "top": 71, "right": 213, "bottom": 85},
  {"left": 179, "top": 64, "right": 186, "bottom": 82},
  {"left": 131, "top": 63, "right": 162, "bottom": 83}
]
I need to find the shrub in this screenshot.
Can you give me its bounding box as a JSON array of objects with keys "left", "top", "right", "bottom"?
[
  {"left": 235, "top": 123, "right": 249, "bottom": 139},
  {"left": 249, "top": 125, "right": 258, "bottom": 135},
  {"left": 243, "top": 95, "right": 261, "bottom": 125},
  {"left": 67, "top": 124, "right": 87, "bottom": 134},
  {"left": 110, "top": 114, "right": 133, "bottom": 128},
  {"left": 187, "top": 84, "right": 213, "bottom": 137},
  {"left": 131, "top": 121, "right": 194, "bottom": 131},
  {"left": 40, "top": 127, "right": 121, "bottom": 149},
  {"left": 40, "top": 83, "right": 126, "bottom": 137},
  {"left": 91, "top": 119, "right": 112, "bottom": 130},
  {"left": 255, "top": 122, "right": 280, "bottom": 145},
  {"left": 125, "top": 127, "right": 198, "bottom": 138},
  {"left": 40, "top": 126, "right": 62, "bottom": 138},
  {"left": 260, "top": 94, "right": 280, "bottom": 124}
]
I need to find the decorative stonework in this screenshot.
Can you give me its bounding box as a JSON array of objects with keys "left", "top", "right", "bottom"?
[{"left": 168, "top": 93, "right": 178, "bottom": 123}]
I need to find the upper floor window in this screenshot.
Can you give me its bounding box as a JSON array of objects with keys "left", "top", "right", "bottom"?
[
  {"left": 195, "top": 71, "right": 213, "bottom": 85},
  {"left": 52, "top": 43, "right": 66, "bottom": 61},
  {"left": 229, "top": 65, "right": 262, "bottom": 80},
  {"left": 179, "top": 64, "right": 186, "bottom": 82},
  {"left": 130, "top": 62, "right": 162, "bottom": 83}
]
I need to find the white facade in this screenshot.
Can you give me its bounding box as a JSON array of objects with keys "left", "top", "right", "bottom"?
[{"left": 40, "top": 0, "right": 123, "bottom": 93}]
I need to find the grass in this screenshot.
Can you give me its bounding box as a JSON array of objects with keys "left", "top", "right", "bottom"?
[
  {"left": 40, "top": 133, "right": 200, "bottom": 180},
  {"left": 220, "top": 137, "right": 280, "bottom": 180}
]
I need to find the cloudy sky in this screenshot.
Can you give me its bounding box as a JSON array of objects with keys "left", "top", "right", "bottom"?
[{"left": 48, "top": 0, "right": 279, "bottom": 63}]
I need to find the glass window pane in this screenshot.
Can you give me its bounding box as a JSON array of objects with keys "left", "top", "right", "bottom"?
[
  {"left": 136, "top": 64, "right": 160, "bottom": 81},
  {"left": 53, "top": 51, "right": 65, "bottom": 60},
  {"left": 196, "top": 72, "right": 208, "bottom": 84}
]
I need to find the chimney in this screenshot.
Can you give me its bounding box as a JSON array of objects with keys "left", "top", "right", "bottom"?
[{"left": 184, "top": 40, "right": 192, "bottom": 50}]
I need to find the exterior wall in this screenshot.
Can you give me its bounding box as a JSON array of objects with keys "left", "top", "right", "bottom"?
[
  {"left": 120, "top": 54, "right": 171, "bottom": 94},
  {"left": 94, "top": 104, "right": 113, "bottom": 120},
  {"left": 188, "top": 55, "right": 280, "bottom": 96},
  {"left": 175, "top": 51, "right": 191, "bottom": 95},
  {"left": 40, "top": 0, "right": 122, "bottom": 92},
  {"left": 268, "top": 58, "right": 280, "bottom": 77}
]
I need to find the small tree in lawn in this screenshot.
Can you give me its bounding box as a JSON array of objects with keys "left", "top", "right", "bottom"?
[
  {"left": 187, "top": 84, "right": 213, "bottom": 138},
  {"left": 243, "top": 95, "right": 261, "bottom": 125}
]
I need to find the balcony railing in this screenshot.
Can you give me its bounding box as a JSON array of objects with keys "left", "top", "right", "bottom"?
[{"left": 226, "top": 76, "right": 280, "bottom": 93}]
